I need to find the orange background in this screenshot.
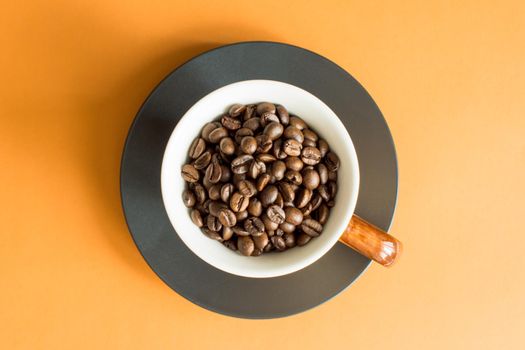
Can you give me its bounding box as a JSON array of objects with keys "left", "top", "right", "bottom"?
[{"left": 1, "top": 1, "right": 525, "bottom": 349}]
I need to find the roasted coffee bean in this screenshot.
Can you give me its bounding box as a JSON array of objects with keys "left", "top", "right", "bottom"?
[
  {"left": 201, "top": 122, "right": 220, "bottom": 142},
  {"left": 295, "top": 188, "right": 312, "bottom": 209},
  {"left": 209, "top": 201, "right": 227, "bottom": 217},
  {"left": 283, "top": 232, "right": 296, "bottom": 248},
  {"left": 243, "top": 104, "right": 256, "bottom": 120},
  {"left": 224, "top": 239, "right": 237, "bottom": 251},
  {"left": 232, "top": 226, "right": 250, "bottom": 236},
  {"left": 190, "top": 209, "right": 203, "bottom": 227},
  {"left": 283, "top": 139, "right": 302, "bottom": 156},
  {"left": 182, "top": 190, "right": 196, "bottom": 207},
  {"left": 244, "top": 217, "right": 265, "bottom": 236},
  {"left": 208, "top": 184, "right": 222, "bottom": 200},
  {"left": 222, "top": 226, "right": 234, "bottom": 240},
  {"left": 271, "top": 160, "right": 286, "bottom": 180},
  {"left": 271, "top": 236, "right": 286, "bottom": 251},
  {"left": 261, "top": 213, "right": 279, "bottom": 231},
  {"left": 327, "top": 200, "right": 335, "bottom": 207},
  {"left": 256, "top": 173, "right": 271, "bottom": 191},
  {"left": 221, "top": 115, "right": 242, "bottom": 130},
  {"left": 243, "top": 117, "right": 261, "bottom": 131},
  {"left": 256, "top": 153, "right": 276, "bottom": 163},
  {"left": 266, "top": 205, "right": 285, "bottom": 224},
  {"left": 202, "top": 228, "right": 223, "bottom": 241},
  {"left": 207, "top": 215, "right": 223, "bottom": 232},
  {"left": 253, "top": 232, "right": 269, "bottom": 250},
  {"left": 192, "top": 183, "right": 207, "bottom": 204},
  {"left": 238, "top": 179, "right": 257, "bottom": 197},
  {"left": 283, "top": 126, "right": 304, "bottom": 143},
  {"left": 247, "top": 197, "right": 263, "bottom": 217},
  {"left": 229, "top": 103, "right": 246, "bottom": 117},
  {"left": 205, "top": 162, "right": 222, "bottom": 184},
  {"left": 218, "top": 208, "right": 237, "bottom": 227},
  {"left": 256, "top": 134, "right": 272, "bottom": 153},
  {"left": 279, "top": 222, "right": 296, "bottom": 233},
  {"left": 301, "top": 147, "right": 322, "bottom": 165},
  {"left": 263, "top": 122, "right": 284, "bottom": 140},
  {"left": 182, "top": 164, "right": 199, "bottom": 183},
  {"left": 256, "top": 102, "right": 276, "bottom": 115},
  {"left": 301, "top": 219, "right": 323, "bottom": 237},
  {"left": 301, "top": 202, "right": 314, "bottom": 216},
  {"left": 235, "top": 210, "right": 249, "bottom": 221},
  {"left": 275, "top": 193, "right": 284, "bottom": 208},
  {"left": 237, "top": 236, "right": 255, "bottom": 256},
  {"left": 220, "top": 183, "right": 234, "bottom": 203},
  {"left": 219, "top": 166, "right": 230, "bottom": 183},
  {"left": 276, "top": 105, "right": 290, "bottom": 125},
  {"left": 194, "top": 150, "right": 212, "bottom": 170},
  {"left": 318, "top": 139, "right": 329, "bottom": 157},
  {"left": 235, "top": 127, "right": 254, "bottom": 144},
  {"left": 327, "top": 181, "right": 338, "bottom": 198},
  {"left": 260, "top": 112, "right": 280, "bottom": 126},
  {"left": 188, "top": 137, "right": 206, "bottom": 159},
  {"left": 272, "top": 139, "right": 287, "bottom": 159},
  {"left": 318, "top": 184, "right": 331, "bottom": 202},
  {"left": 328, "top": 170, "right": 338, "bottom": 181},
  {"left": 303, "top": 139, "right": 316, "bottom": 147},
  {"left": 240, "top": 136, "right": 257, "bottom": 154},
  {"left": 219, "top": 137, "right": 236, "bottom": 155},
  {"left": 303, "top": 129, "right": 318, "bottom": 143},
  {"left": 310, "top": 193, "right": 323, "bottom": 211},
  {"left": 325, "top": 152, "right": 340, "bottom": 171},
  {"left": 252, "top": 248, "right": 263, "bottom": 256},
  {"left": 285, "top": 156, "right": 304, "bottom": 171},
  {"left": 302, "top": 168, "right": 320, "bottom": 190},
  {"left": 208, "top": 127, "right": 228, "bottom": 143},
  {"left": 289, "top": 115, "right": 307, "bottom": 130},
  {"left": 318, "top": 204, "right": 330, "bottom": 225},
  {"left": 284, "top": 170, "right": 302, "bottom": 185},
  {"left": 278, "top": 182, "right": 295, "bottom": 202},
  {"left": 231, "top": 154, "right": 253, "bottom": 174},
  {"left": 230, "top": 192, "right": 249, "bottom": 212},
  {"left": 275, "top": 228, "right": 285, "bottom": 236},
  {"left": 284, "top": 207, "right": 303, "bottom": 225},
  {"left": 316, "top": 163, "right": 328, "bottom": 184},
  {"left": 232, "top": 173, "right": 246, "bottom": 187},
  {"left": 260, "top": 185, "right": 278, "bottom": 207},
  {"left": 248, "top": 160, "right": 266, "bottom": 179},
  {"left": 297, "top": 233, "right": 312, "bottom": 246}
]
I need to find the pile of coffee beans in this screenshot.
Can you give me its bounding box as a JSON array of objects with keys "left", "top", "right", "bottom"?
[{"left": 181, "top": 102, "right": 340, "bottom": 256}]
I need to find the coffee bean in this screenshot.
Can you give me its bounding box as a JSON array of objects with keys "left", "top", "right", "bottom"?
[
  {"left": 232, "top": 173, "right": 246, "bottom": 187},
  {"left": 238, "top": 179, "right": 257, "bottom": 197},
  {"left": 253, "top": 232, "right": 269, "bottom": 250},
  {"left": 218, "top": 208, "right": 237, "bottom": 227},
  {"left": 263, "top": 122, "right": 284, "bottom": 140},
  {"left": 271, "top": 236, "right": 286, "bottom": 251},
  {"left": 301, "top": 219, "right": 323, "bottom": 237},
  {"left": 243, "top": 104, "right": 256, "bottom": 120},
  {"left": 235, "top": 210, "right": 248, "bottom": 221},
  {"left": 302, "top": 169, "right": 320, "bottom": 190},
  {"left": 283, "top": 232, "right": 296, "bottom": 248},
  {"left": 201, "top": 122, "right": 220, "bottom": 142},
  {"left": 205, "top": 162, "right": 222, "bottom": 184},
  {"left": 256, "top": 173, "right": 271, "bottom": 191},
  {"left": 207, "top": 215, "right": 223, "bottom": 232},
  {"left": 256, "top": 134, "right": 272, "bottom": 153},
  {"left": 224, "top": 239, "right": 237, "bottom": 251},
  {"left": 325, "top": 152, "right": 340, "bottom": 171},
  {"left": 232, "top": 226, "right": 250, "bottom": 236},
  {"left": 194, "top": 150, "right": 212, "bottom": 170},
  {"left": 283, "top": 126, "right": 304, "bottom": 143},
  {"left": 256, "top": 102, "right": 276, "bottom": 115},
  {"left": 235, "top": 128, "right": 254, "bottom": 144},
  {"left": 264, "top": 242, "right": 273, "bottom": 252},
  {"left": 318, "top": 204, "right": 330, "bottom": 225},
  {"left": 271, "top": 160, "right": 286, "bottom": 180},
  {"left": 220, "top": 183, "right": 234, "bottom": 203},
  {"left": 248, "top": 160, "right": 266, "bottom": 179},
  {"left": 222, "top": 226, "right": 234, "bottom": 240},
  {"left": 303, "top": 139, "right": 316, "bottom": 147},
  {"left": 219, "top": 137, "right": 235, "bottom": 155},
  {"left": 275, "top": 193, "right": 284, "bottom": 208},
  {"left": 190, "top": 209, "right": 203, "bottom": 227},
  {"left": 284, "top": 170, "right": 302, "bottom": 185},
  {"left": 182, "top": 189, "right": 196, "bottom": 207},
  {"left": 192, "top": 183, "right": 206, "bottom": 204},
  {"left": 202, "top": 228, "right": 223, "bottom": 241},
  {"left": 260, "top": 112, "right": 280, "bottom": 127},
  {"left": 208, "top": 127, "right": 228, "bottom": 143},
  {"left": 276, "top": 105, "right": 289, "bottom": 125},
  {"left": 301, "top": 147, "right": 322, "bottom": 165},
  {"left": 318, "top": 139, "right": 329, "bottom": 158},
  {"left": 209, "top": 201, "right": 227, "bottom": 217},
  {"left": 301, "top": 202, "right": 314, "bottom": 216},
  {"left": 328, "top": 181, "right": 338, "bottom": 198},
  {"left": 221, "top": 115, "right": 242, "bottom": 130},
  {"left": 289, "top": 116, "right": 307, "bottom": 130},
  {"left": 297, "top": 233, "right": 311, "bottom": 246},
  {"left": 231, "top": 154, "right": 253, "bottom": 174},
  {"left": 230, "top": 192, "right": 249, "bottom": 212},
  {"left": 240, "top": 136, "right": 257, "bottom": 154},
  {"left": 182, "top": 164, "right": 199, "bottom": 183},
  {"left": 247, "top": 198, "right": 262, "bottom": 217},
  {"left": 243, "top": 117, "right": 261, "bottom": 131},
  {"left": 244, "top": 217, "right": 265, "bottom": 236},
  {"left": 261, "top": 213, "right": 279, "bottom": 231},
  {"left": 318, "top": 184, "right": 330, "bottom": 202},
  {"left": 310, "top": 193, "right": 323, "bottom": 211},
  {"left": 229, "top": 103, "right": 246, "bottom": 117},
  {"left": 279, "top": 222, "right": 296, "bottom": 233},
  {"left": 285, "top": 156, "right": 304, "bottom": 171},
  {"left": 278, "top": 182, "right": 295, "bottom": 202},
  {"left": 237, "top": 236, "right": 255, "bottom": 256},
  {"left": 252, "top": 248, "right": 263, "bottom": 256},
  {"left": 266, "top": 205, "right": 285, "bottom": 224},
  {"left": 256, "top": 153, "right": 276, "bottom": 163},
  {"left": 328, "top": 170, "right": 338, "bottom": 181},
  {"left": 272, "top": 139, "right": 287, "bottom": 159},
  {"left": 284, "top": 207, "right": 303, "bottom": 225},
  {"left": 188, "top": 137, "right": 206, "bottom": 159},
  {"left": 208, "top": 184, "right": 222, "bottom": 200},
  {"left": 260, "top": 185, "right": 278, "bottom": 207},
  {"left": 283, "top": 139, "right": 302, "bottom": 156},
  {"left": 316, "top": 163, "right": 328, "bottom": 184},
  {"left": 295, "top": 188, "right": 312, "bottom": 208}
]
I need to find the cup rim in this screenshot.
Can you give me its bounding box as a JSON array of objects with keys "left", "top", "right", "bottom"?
[{"left": 161, "top": 79, "right": 360, "bottom": 278}]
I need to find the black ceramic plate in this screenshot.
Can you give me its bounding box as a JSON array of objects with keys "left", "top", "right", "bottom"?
[{"left": 121, "top": 42, "right": 398, "bottom": 319}]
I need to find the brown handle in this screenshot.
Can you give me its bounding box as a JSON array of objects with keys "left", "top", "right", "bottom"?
[{"left": 339, "top": 214, "right": 402, "bottom": 267}]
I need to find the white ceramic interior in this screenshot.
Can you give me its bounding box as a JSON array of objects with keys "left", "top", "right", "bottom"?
[{"left": 161, "top": 80, "right": 359, "bottom": 278}]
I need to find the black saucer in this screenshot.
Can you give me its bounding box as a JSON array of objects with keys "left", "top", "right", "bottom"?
[{"left": 120, "top": 42, "right": 398, "bottom": 319}]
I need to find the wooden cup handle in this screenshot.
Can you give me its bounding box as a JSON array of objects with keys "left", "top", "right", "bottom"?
[{"left": 339, "top": 214, "right": 402, "bottom": 267}]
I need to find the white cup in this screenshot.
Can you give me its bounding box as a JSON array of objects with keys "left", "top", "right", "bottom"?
[{"left": 161, "top": 80, "right": 359, "bottom": 278}]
